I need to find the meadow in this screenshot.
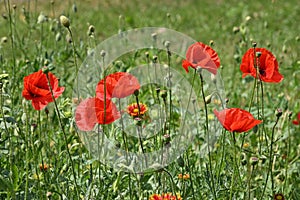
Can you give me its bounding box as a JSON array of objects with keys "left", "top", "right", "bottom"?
[{"left": 0, "top": 0, "right": 299, "bottom": 199}]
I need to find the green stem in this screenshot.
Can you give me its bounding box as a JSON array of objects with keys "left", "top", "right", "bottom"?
[
  {"left": 260, "top": 115, "right": 280, "bottom": 199},
  {"left": 45, "top": 73, "right": 80, "bottom": 198},
  {"left": 199, "top": 72, "right": 217, "bottom": 199}
]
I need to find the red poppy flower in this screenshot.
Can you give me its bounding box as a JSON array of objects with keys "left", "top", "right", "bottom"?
[
  {"left": 214, "top": 108, "right": 262, "bottom": 133},
  {"left": 75, "top": 97, "right": 120, "bottom": 131},
  {"left": 240, "top": 48, "right": 283, "bottom": 83},
  {"left": 182, "top": 42, "right": 220, "bottom": 75},
  {"left": 292, "top": 112, "right": 300, "bottom": 125},
  {"left": 96, "top": 72, "right": 140, "bottom": 100},
  {"left": 149, "top": 193, "right": 182, "bottom": 200},
  {"left": 22, "top": 70, "right": 65, "bottom": 110}
]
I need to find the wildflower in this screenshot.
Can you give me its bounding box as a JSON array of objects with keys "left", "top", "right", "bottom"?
[
  {"left": 75, "top": 97, "right": 120, "bottom": 131},
  {"left": 39, "top": 163, "right": 49, "bottom": 171},
  {"left": 178, "top": 173, "right": 190, "bottom": 180},
  {"left": 292, "top": 112, "right": 300, "bottom": 125},
  {"left": 274, "top": 193, "right": 285, "bottom": 200},
  {"left": 22, "top": 69, "right": 65, "bottom": 110},
  {"left": 240, "top": 47, "right": 283, "bottom": 83},
  {"left": 182, "top": 42, "right": 220, "bottom": 75},
  {"left": 127, "top": 103, "right": 148, "bottom": 117},
  {"left": 96, "top": 72, "right": 140, "bottom": 100},
  {"left": 149, "top": 193, "right": 182, "bottom": 200},
  {"left": 214, "top": 108, "right": 262, "bottom": 133}
]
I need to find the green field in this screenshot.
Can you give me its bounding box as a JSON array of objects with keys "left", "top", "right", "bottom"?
[{"left": 0, "top": 0, "right": 299, "bottom": 199}]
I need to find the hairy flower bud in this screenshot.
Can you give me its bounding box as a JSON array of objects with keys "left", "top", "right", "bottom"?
[{"left": 60, "top": 15, "right": 70, "bottom": 28}]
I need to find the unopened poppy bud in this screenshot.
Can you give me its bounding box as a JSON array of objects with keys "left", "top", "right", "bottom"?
[
  {"left": 88, "top": 25, "right": 95, "bottom": 36},
  {"left": 256, "top": 52, "right": 262, "bottom": 58},
  {"left": 156, "top": 87, "right": 160, "bottom": 94},
  {"left": 72, "top": 3, "right": 77, "bottom": 13},
  {"left": 12, "top": 4, "right": 17, "bottom": 9},
  {"left": 166, "top": 13, "right": 171, "bottom": 18},
  {"left": 164, "top": 40, "right": 170, "bottom": 48},
  {"left": 55, "top": 32, "right": 61, "bottom": 41},
  {"left": 245, "top": 16, "right": 251, "bottom": 22},
  {"left": 205, "top": 94, "right": 212, "bottom": 104},
  {"left": 209, "top": 40, "right": 214, "bottom": 46},
  {"left": 145, "top": 51, "right": 149, "bottom": 58},
  {"left": 250, "top": 157, "right": 259, "bottom": 166},
  {"left": 153, "top": 55, "right": 158, "bottom": 63},
  {"left": 241, "top": 159, "right": 247, "bottom": 166},
  {"left": 160, "top": 90, "right": 167, "bottom": 99},
  {"left": 276, "top": 108, "right": 283, "bottom": 118},
  {"left": 44, "top": 59, "right": 49, "bottom": 66},
  {"left": 100, "top": 50, "right": 106, "bottom": 57},
  {"left": 37, "top": 13, "right": 46, "bottom": 23},
  {"left": 1, "top": 37, "right": 8, "bottom": 43},
  {"left": 257, "top": 155, "right": 265, "bottom": 163},
  {"left": 252, "top": 42, "right": 257, "bottom": 48},
  {"left": 151, "top": 33, "right": 157, "bottom": 41},
  {"left": 134, "top": 89, "right": 139, "bottom": 97},
  {"left": 60, "top": 15, "right": 70, "bottom": 28},
  {"left": 50, "top": 0, "right": 54, "bottom": 5},
  {"left": 233, "top": 26, "right": 240, "bottom": 34}
]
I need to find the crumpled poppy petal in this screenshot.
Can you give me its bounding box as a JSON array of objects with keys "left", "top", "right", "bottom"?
[
  {"left": 183, "top": 42, "right": 220, "bottom": 75},
  {"left": 75, "top": 98, "right": 98, "bottom": 131},
  {"left": 96, "top": 72, "right": 140, "bottom": 100}
]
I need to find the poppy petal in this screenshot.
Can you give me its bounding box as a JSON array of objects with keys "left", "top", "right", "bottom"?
[{"left": 75, "top": 98, "right": 98, "bottom": 131}]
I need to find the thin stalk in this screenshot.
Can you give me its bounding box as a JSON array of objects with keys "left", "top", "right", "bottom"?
[
  {"left": 199, "top": 72, "right": 217, "bottom": 199},
  {"left": 260, "top": 115, "right": 280, "bottom": 199},
  {"left": 45, "top": 73, "right": 80, "bottom": 198}
]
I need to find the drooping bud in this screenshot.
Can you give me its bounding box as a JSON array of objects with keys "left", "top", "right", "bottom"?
[
  {"left": 276, "top": 108, "right": 283, "bottom": 118},
  {"left": 250, "top": 157, "right": 259, "bottom": 166},
  {"left": 60, "top": 15, "right": 70, "bottom": 28}
]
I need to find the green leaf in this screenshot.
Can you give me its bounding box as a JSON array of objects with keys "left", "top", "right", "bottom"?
[{"left": 12, "top": 165, "right": 19, "bottom": 190}]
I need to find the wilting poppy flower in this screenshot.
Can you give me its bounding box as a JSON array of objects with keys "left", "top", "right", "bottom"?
[
  {"left": 96, "top": 72, "right": 140, "bottom": 100},
  {"left": 214, "top": 108, "right": 262, "bottom": 133},
  {"left": 240, "top": 47, "right": 283, "bottom": 83},
  {"left": 22, "top": 70, "right": 65, "bottom": 110},
  {"left": 182, "top": 42, "right": 220, "bottom": 75},
  {"left": 127, "top": 103, "right": 148, "bottom": 117},
  {"left": 292, "top": 112, "right": 300, "bottom": 125},
  {"left": 149, "top": 193, "right": 182, "bottom": 200},
  {"left": 75, "top": 97, "right": 120, "bottom": 131}
]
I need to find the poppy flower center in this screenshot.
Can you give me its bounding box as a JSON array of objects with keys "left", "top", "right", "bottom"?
[{"left": 259, "top": 69, "right": 266, "bottom": 76}]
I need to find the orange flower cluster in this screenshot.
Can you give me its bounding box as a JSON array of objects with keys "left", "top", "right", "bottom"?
[{"left": 149, "top": 193, "right": 182, "bottom": 200}]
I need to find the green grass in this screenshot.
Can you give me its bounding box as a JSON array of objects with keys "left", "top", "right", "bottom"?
[{"left": 0, "top": 0, "right": 299, "bottom": 199}]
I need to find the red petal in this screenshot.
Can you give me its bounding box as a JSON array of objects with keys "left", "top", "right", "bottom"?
[
  {"left": 75, "top": 98, "right": 98, "bottom": 131},
  {"left": 94, "top": 98, "right": 120, "bottom": 124},
  {"left": 96, "top": 72, "right": 140, "bottom": 99},
  {"left": 185, "top": 42, "right": 220, "bottom": 75},
  {"left": 182, "top": 60, "right": 192, "bottom": 73}
]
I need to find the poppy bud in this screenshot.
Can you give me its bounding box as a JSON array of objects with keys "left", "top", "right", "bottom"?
[
  {"left": 37, "top": 13, "right": 46, "bottom": 24},
  {"left": 50, "top": 0, "right": 54, "bottom": 5},
  {"left": 156, "top": 87, "right": 160, "bottom": 94},
  {"left": 160, "top": 90, "right": 167, "bottom": 99},
  {"left": 100, "top": 50, "right": 106, "bottom": 57},
  {"left": 245, "top": 16, "right": 251, "bottom": 22},
  {"left": 233, "top": 26, "right": 240, "bottom": 34},
  {"left": 276, "top": 108, "right": 283, "bottom": 118},
  {"left": 252, "top": 42, "right": 257, "bottom": 48},
  {"left": 1, "top": 37, "right": 8, "bottom": 43},
  {"left": 88, "top": 25, "right": 95, "bottom": 36},
  {"left": 166, "top": 13, "right": 171, "bottom": 18},
  {"left": 153, "top": 55, "right": 158, "bottom": 63},
  {"left": 151, "top": 33, "right": 157, "bottom": 41},
  {"left": 205, "top": 94, "right": 212, "bottom": 104},
  {"left": 12, "top": 4, "right": 17, "bottom": 9},
  {"left": 250, "top": 157, "right": 259, "bottom": 166},
  {"left": 209, "top": 40, "right": 214, "bottom": 46},
  {"left": 55, "top": 32, "right": 61, "bottom": 42},
  {"left": 60, "top": 15, "right": 70, "bottom": 28},
  {"left": 260, "top": 155, "right": 267, "bottom": 164},
  {"left": 241, "top": 159, "right": 247, "bottom": 166},
  {"left": 72, "top": 3, "right": 77, "bottom": 13},
  {"left": 145, "top": 51, "right": 149, "bottom": 58},
  {"left": 164, "top": 40, "right": 170, "bottom": 48},
  {"left": 256, "top": 52, "right": 262, "bottom": 58},
  {"left": 134, "top": 89, "right": 139, "bottom": 97}
]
